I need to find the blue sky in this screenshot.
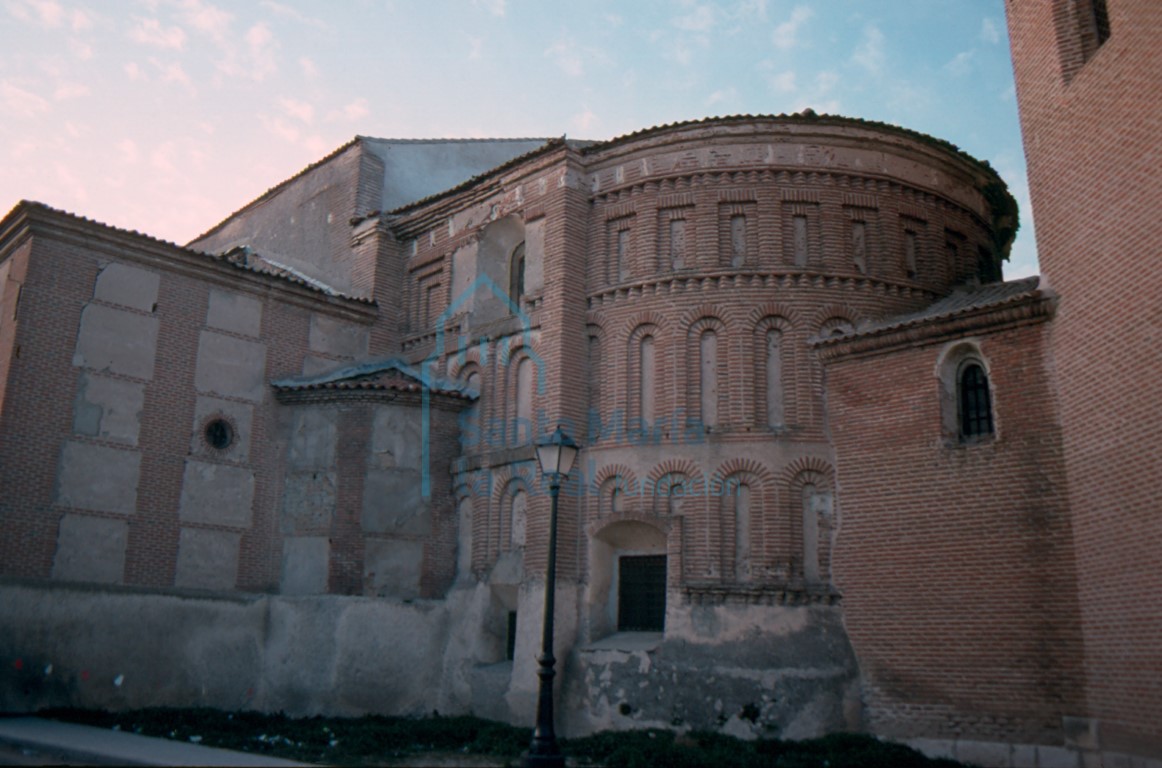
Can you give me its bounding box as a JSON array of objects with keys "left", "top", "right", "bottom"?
[{"left": 0, "top": 0, "right": 1037, "bottom": 277}]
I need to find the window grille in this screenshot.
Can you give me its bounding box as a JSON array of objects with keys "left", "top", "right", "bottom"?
[
  {"left": 617, "top": 555, "right": 666, "bottom": 632},
  {"left": 959, "top": 363, "right": 994, "bottom": 439}
]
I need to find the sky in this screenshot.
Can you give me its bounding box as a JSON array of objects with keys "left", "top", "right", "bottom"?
[{"left": 0, "top": 0, "right": 1038, "bottom": 278}]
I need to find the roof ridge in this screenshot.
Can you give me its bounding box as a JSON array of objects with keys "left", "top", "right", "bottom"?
[{"left": 359, "top": 136, "right": 555, "bottom": 145}]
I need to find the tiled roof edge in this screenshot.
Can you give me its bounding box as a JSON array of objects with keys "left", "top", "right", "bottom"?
[
  {"left": 581, "top": 112, "right": 1005, "bottom": 181},
  {"left": 1, "top": 200, "right": 373, "bottom": 305}
]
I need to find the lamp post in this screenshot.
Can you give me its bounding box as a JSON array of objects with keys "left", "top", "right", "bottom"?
[{"left": 523, "top": 425, "right": 580, "bottom": 768}]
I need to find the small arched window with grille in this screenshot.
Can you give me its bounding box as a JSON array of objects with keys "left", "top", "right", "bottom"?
[{"left": 958, "top": 362, "right": 994, "bottom": 440}]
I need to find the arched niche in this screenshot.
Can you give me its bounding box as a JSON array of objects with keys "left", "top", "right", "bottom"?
[
  {"left": 472, "top": 215, "right": 526, "bottom": 326},
  {"left": 588, "top": 519, "right": 668, "bottom": 641}
]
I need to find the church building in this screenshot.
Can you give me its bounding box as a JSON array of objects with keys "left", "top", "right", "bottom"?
[{"left": 0, "top": 2, "right": 1158, "bottom": 764}]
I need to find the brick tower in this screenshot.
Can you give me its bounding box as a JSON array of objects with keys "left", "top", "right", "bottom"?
[{"left": 1008, "top": 0, "right": 1162, "bottom": 755}]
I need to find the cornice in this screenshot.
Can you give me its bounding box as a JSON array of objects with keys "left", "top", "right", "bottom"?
[
  {"left": 816, "top": 292, "right": 1057, "bottom": 363},
  {"left": 587, "top": 270, "right": 937, "bottom": 309}
]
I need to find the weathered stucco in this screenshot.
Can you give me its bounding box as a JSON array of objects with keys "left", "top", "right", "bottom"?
[
  {"left": 565, "top": 602, "right": 860, "bottom": 739},
  {"left": 0, "top": 583, "right": 453, "bottom": 718},
  {"left": 194, "top": 331, "right": 267, "bottom": 402},
  {"left": 206, "top": 288, "right": 263, "bottom": 337},
  {"left": 55, "top": 441, "right": 140, "bottom": 515},
  {"left": 50, "top": 515, "right": 128, "bottom": 585},
  {"left": 72, "top": 373, "right": 145, "bottom": 446},
  {"left": 72, "top": 304, "right": 158, "bottom": 381}
]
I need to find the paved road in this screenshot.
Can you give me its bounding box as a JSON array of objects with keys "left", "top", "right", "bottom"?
[{"left": 0, "top": 741, "right": 98, "bottom": 765}]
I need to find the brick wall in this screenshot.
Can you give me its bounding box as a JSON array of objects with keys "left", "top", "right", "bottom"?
[
  {"left": 1008, "top": 0, "right": 1162, "bottom": 750},
  {"left": 825, "top": 312, "right": 1085, "bottom": 744},
  {"left": 0, "top": 206, "right": 377, "bottom": 595}
]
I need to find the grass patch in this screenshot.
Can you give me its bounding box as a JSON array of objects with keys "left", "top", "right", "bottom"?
[{"left": 40, "top": 707, "right": 966, "bottom": 767}]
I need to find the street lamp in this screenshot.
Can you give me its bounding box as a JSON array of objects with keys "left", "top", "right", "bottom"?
[{"left": 523, "top": 425, "right": 580, "bottom": 768}]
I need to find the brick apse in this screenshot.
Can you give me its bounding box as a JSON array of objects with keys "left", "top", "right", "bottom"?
[{"left": 1, "top": 4, "right": 1159, "bottom": 764}]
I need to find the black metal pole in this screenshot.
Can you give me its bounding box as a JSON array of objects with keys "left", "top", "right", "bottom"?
[{"left": 523, "top": 478, "right": 565, "bottom": 768}]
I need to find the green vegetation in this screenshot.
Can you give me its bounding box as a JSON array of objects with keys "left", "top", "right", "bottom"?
[{"left": 40, "top": 707, "right": 966, "bottom": 767}]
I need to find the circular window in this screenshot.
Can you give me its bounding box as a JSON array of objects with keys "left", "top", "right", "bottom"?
[{"left": 204, "top": 418, "right": 234, "bottom": 450}]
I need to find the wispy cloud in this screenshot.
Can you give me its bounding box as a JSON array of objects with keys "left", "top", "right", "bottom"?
[
  {"left": 260, "top": 0, "right": 327, "bottom": 31},
  {"left": 299, "top": 56, "right": 318, "bottom": 79},
  {"left": 773, "top": 5, "right": 811, "bottom": 50},
  {"left": 465, "top": 34, "right": 484, "bottom": 60},
  {"left": 175, "top": 0, "right": 233, "bottom": 43},
  {"left": 980, "top": 18, "right": 1001, "bottom": 45},
  {"left": 128, "top": 17, "right": 187, "bottom": 50},
  {"left": 851, "top": 24, "right": 884, "bottom": 74},
  {"left": 472, "top": 0, "right": 505, "bottom": 17},
  {"left": 673, "top": 5, "right": 715, "bottom": 33},
  {"left": 0, "top": 80, "right": 50, "bottom": 117},
  {"left": 117, "top": 139, "right": 140, "bottom": 165},
  {"left": 706, "top": 87, "right": 738, "bottom": 109},
  {"left": 544, "top": 38, "right": 606, "bottom": 77},
  {"left": 150, "top": 57, "right": 195, "bottom": 92},
  {"left": 8, "top": 0, "right": 94, "bottom": 31},
  {"left": 736, "top": 0, "right": 768, "bottom": 22},
  {"left": 945, "top": 50, "right": 974, "bottom": 77},
  {"left": 53, "top": 81, "right": 88, "bottom": 100},
  {"left": 342, "top": 98, "right": 368, "bottom": 121},
  {"left": 6, "top": 0, "right": 61, "bottom": 27},
  {"left": 279, "top": 97, "right": 314, "bottom": 124},
  {"left": 770, "top": 70, "right": 796, "bottom": 93},
  {"left": 570, "top": 107, "right": 598, "bottom": 134},
  {"left": 68, "top": 38, "right": 93, "bottom": 60}
]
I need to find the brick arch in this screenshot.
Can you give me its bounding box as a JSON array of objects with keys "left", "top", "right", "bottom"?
[
  {"left": 493, "top": 470, "right": 534, "bottom": 554},
  {"left": 679, "top": 303, "right": 730, "bottom": 332},
  {"left": 707, "top": 458, "right": 777, "bottom": 585},
  {"left": 783, "top": 457, "right": 836, "bottom": 583},
  {"left": 446, "top": 351, "right": 482, "bottom": 381},
  {"left": 781, "top": 455, "right": 834, "bottom": 487},
  {"left": 751, "top": 312, "right": 796, "bottom": 429},
  {"left": 810, "top": 303, "right": 862, "bottom": 332},
  {"left": 619, "top": 309, "right": 669, "bottom": 342},
  {"left": 497, "top": 332, "right": 543, "bottom": 366},
  {"left": 685, "top": 312, "right": 727, "bottom": 429},
  {"left": 746, "top": 303, "right": 801, "bottom": 328},
  {"left": 647, "top": 458, "right": 702, "bottom": 517},
  {"left": 586, "top": 319, "right": 609, "bottom": 418},
  {"left": 626, "top": 319, "right": 663, "bottom": 426},
  {"left": 592, "top": 463, "right": 639, "bottom": 489},
  {"left": 646, "top": 458, "right": 702, "bottom": 487},
  {"left": 586, "top": 310, "right": 607, "bottom": 337},
  {"left": 498, "top": 342, "right": 542, "bottom": 446},
  {"left": 713, "top": 456, "right": 776, "bottom": 487},
  {"left": 591, "top": 463, "right": 640, "bottom": 516}
]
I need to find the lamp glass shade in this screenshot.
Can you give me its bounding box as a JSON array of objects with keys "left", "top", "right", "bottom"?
[{"left": 535, "top": 426, "right": 579, "bottom": 479}]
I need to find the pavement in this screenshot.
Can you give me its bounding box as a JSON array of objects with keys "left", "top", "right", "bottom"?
[{"left": 0, "top": 717, "right": 310, "bottom": 766}]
